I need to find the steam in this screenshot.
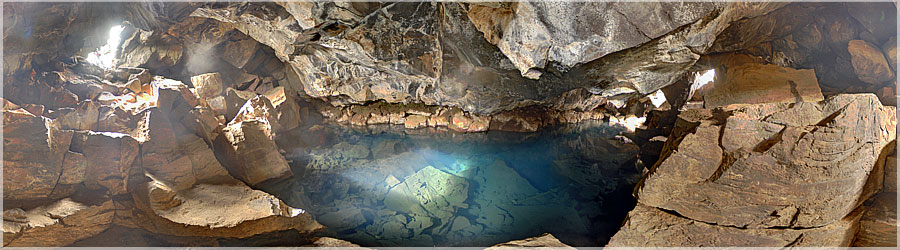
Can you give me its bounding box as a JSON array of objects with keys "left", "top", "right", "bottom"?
[{"left": 185, "top": 41, "right": 218, "bottom": 75}]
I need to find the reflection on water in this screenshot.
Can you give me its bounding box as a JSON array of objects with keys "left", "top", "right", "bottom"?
[{"left": 264, "top": 121, "right": 643, "bottom": 247}]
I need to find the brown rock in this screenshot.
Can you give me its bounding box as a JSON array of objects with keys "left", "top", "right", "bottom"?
[
  {"left": 140, "top": 109, "right": 235, "bottom": 191},
  {"left": 853, "top": 192, "right": 898, "bottom": 247},
  {"left": 305, "top": 237, "right": 366, "bottom": 247},
  {"left": 883, "top": 36, "right": 897, "bottom": 72},
  {"left": 449, "top": 111, "right": 489, "bottom": 133},
  {"left": 190, "top": 72, "right": 224, "bottom": 100},
  {"left": 489, "top": 108, "right": 545, "bottom": 132},
  {"left": 3, "top": 109, "right": 73, "bottom": 201},
  {"left": 3, "top": 199, "right": 115, "bottom": 247},
  {"left": 130, "top": 181, "right": 322, "bottom": 238},
  {"left": 703, "top": 63, "right": 823, "bottom": 108},
  {"left": 487, "top": 233, "right": 574, "bottom": 249},
  {"left": 224, "top": 87, "right": 258, "bottom": 121},
  {"left": 404, "top": 115, "right": 429, "bottom": 129},
  {"left": 56, "top": 100, "right": 100, "bottom": 131},
  {"left": 262, "top": 86, "right": 301, "bottom": 131},
  {"left": 76, "top": 131, "right": 140, "bottom": 195},
  {"left": 886, "top": 155, "right": 897, "bottom": 192},
  {"left": 60, "top": 151, "right": 87, "bottom": 185},
  {"left": 222, "top": 38, "right": 259, "bottom": 69},
  {"left": 215, "top": 119, "right": 292, "bottom": 187},
  {"left": 637, "top": 94, "right": 897, "bottom": 228},
  {"left": 607, "top": 204, "right": 863, "bottom": 247},
  {"left": 849, "top": 40, "right": 895, "bottom": 85}
]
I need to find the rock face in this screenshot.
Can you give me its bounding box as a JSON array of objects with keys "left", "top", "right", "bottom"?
[
  {"left": 637, "top": 94, "right": 896, "bottom": 228},
  {"left": 849, "top": 40, "right": 895, "bottom": 85},
  {"left": 3, "top": 108, "right": 74, "bottom": 201},
  {"left": 703, "top": 63, "right": 824, "bottom": 108},
  {"left": 215, "top": 110, "right": 292, "bottom": 187},
  {"left": 853, "top": 192, "right": 898, "bottom": 247},
  {"left": 608, "top": 204, "right": 863, "bottom": 247},
  {"left": 3, "top": 199, "right": 116, "bottom": 247}
]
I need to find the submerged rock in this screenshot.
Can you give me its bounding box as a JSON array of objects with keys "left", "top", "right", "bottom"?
[
  {"left": 637, "top": 94, "right": 896, "bottom": 228},
  {"left": 384, "top": 166, "right": 469, "bottom": 221}
]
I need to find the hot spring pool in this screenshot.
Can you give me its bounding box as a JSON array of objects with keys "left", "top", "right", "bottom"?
[{"left": 263, "top": 121, "right": 643, "bottom": 247}]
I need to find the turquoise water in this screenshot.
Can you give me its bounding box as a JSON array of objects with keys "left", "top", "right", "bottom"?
[{"left": 265, "top": 121, "right": 643, "bottom": 247}]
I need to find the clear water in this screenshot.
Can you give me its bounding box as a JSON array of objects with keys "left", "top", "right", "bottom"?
[{"left": 264, "top": 121, "right": 643, "bottom": 247}]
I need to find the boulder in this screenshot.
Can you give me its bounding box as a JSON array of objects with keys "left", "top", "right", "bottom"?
[
  {"left": 224, "top": 87, "right": 258, "bottom": 121},
  {"left": 3, "top": 199, "right": 115, "bottom": 247},
  {"left": 131, "top": 182, "right": 322, "bottom": 238},
  {"left": 74, "top": 131, "right": 140, "bottom": 195},
  {"left": 849, "top": 40, "right": 895, "bottom": 85},
  {"left": 636, "top": 94, "right": 897, "bottom": 228},
  {"left": 607, "top": 204, "right": 863, "bottom": 247},
  {"left": 853, "top": 192, "right": 898, "bottom": 247},
  {"left": 487, "top": 233, "right": 574, "bottom": 249},
  {"left": 262, "top": 86, "right": 301, "bottom": 131},
  {"left": 190, "top": 72, "right": 224, "bottom": 100},
  {"left": 3, "top": 109, "right": 73, "bottom": 201},
  {"left": 703, "top": 63, "right": 823, "bottom": 108},
  {"left": 304, "top": 237, "right": 367, "bottom": 248},
  {"left": 215, "top": 119, "right": 292, "bottom": 187},
  {"left": 883, "top": 36, "right": 897, "bottom": 72},
  {"left": 317, "top": 207, "right": 366, "bottom": 231},
  {"left": 140, "top": 109, "right": 235, "bottom": 191}
]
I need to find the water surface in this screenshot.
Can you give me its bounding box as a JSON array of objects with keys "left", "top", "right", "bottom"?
[{"left": 265, "top": 121, "right": 642, "bottom": 247}]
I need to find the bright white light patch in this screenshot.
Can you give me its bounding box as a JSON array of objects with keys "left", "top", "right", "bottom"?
[
  {"left": 693, "top": 69, "right": 715, "bottom": 88},
  {"left": 648, "top": 89, "right": 667, "bottom": 108},
  {"left": 85, "top": 25, "right": 125, "bottom": 69}
]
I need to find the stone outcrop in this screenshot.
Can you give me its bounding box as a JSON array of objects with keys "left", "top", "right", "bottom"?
[
  {"left": 637, "top": 94, "right": 896, "bottom": 228},
  {"left": 608, "top": 204, "right": 863, "bottom": 247},
  {"left": 703, "top": 62, "right": 824, "bottom": 108},
  {"left": 3, "top": 108, "right": 74, "bottom": 201},
  {"left": 214, "top": 98, "right": 293, "bottom": 187},
  {"left": 853, "top": 192, "right": 898, "bottom": 247},
  {"left": 849, "top": 40, "right": 895, "bottom": 85},
  {"left": 3, "top": 199, "right": 116, "bottom": 247}
]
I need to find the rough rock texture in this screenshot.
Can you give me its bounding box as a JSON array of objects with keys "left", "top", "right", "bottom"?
[
  {"left": 130, "top": 181, "right": 323, "bottom": 238},
  {"left": 3, "top": 108, "right": 74, "bottom": 201},
  {"left": 703, "top": 63, "right": 824, "bottom": 108},
  {"left": 3, "top": 199, "right": 115, "bottom": 247},
  {"left": 885, "top": 155, "right": 897, "bottom": 193},
  {"left": 853, "top": 192, "right": 898, "bottom": 247},
  {"left": 384, "top": 166, "right": 469, "bottom": 221},
  {"left": 486, "top": 233, "right": 574, "bottom": 249},
  {"left": 607, "top": 204, "right": 863, "bottom": 247},
  {"left": 849, "top": 40, "right": 895, "bottom": 85},
  {"left": 637, "top": 94, "right": 896, "bottom": 228},
  {"left": 215, "top": 116, "right": 292, "bottom": 187}
]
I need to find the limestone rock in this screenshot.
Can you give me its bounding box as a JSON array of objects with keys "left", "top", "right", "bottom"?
[
  {"left": 849, "top": 40, "right": 895, "bottom": 85},
  {"left": 131, "top": 182, "right": 322, "bottom": 238},
  {"left": 853, "top": 192, "right": 898, "bottom": 247},
  {"left": 703, "top": 63, "right": 824, "bottom": 108},
  {"left": 487, "top": 233, "right": 574, "bottom": 249},
  {"left": 3, "top": 109, "right": 73, "bottom": 201},
  {"left": 215, "top": 119, "right": 292, "bottom": 187},
  {"left": 190, "top": 72, "right": 224, "bottom": 100},
  {"left": 607, "top": 204, "right": 863, "bottom": 247},
  {"left": 637, "top": 94, "right": 897, "bottom": 228},
  {"left": 3, "top": 199, "right": 115, "bottom": 247}
]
